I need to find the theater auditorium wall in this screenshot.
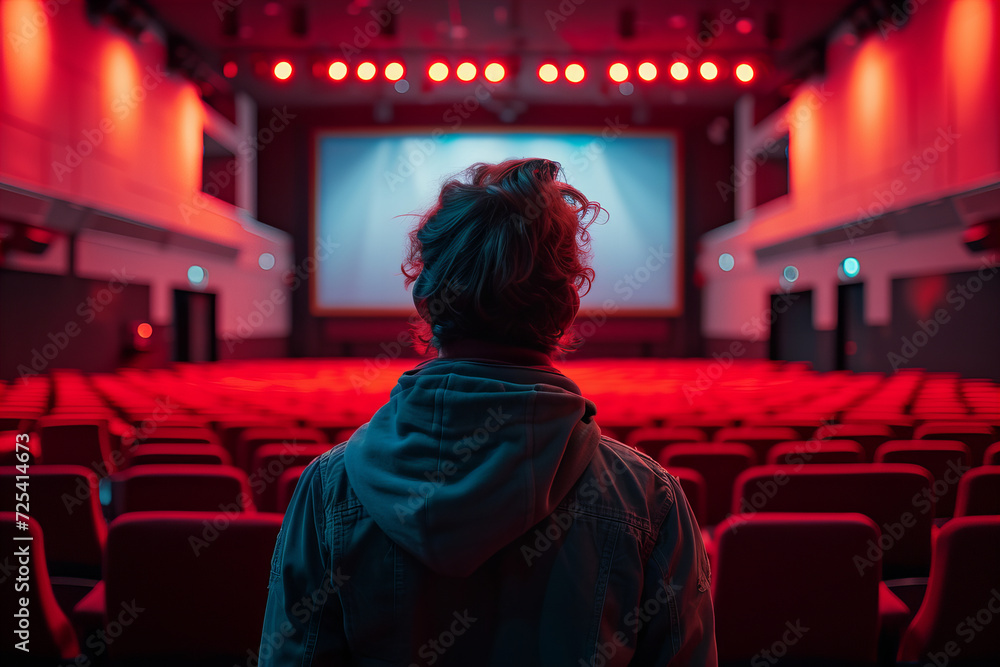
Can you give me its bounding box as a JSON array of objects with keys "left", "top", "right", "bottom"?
[
  {"left": 699, "top": 0, "right": 1000, "bottom": 378},
  {"left": 0, "top": 0, "right": 293, "bottom": 376}
]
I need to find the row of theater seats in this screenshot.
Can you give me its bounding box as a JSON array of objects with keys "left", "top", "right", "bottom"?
[
  {"left": 4, "top": 508, "right": 999, "bottom": 666},
  {"left": 1, "top": 363, "right": 998, "bottom": 666},
  {"left": 3, "top": 453, "right": 1000, "bottom": 665}
]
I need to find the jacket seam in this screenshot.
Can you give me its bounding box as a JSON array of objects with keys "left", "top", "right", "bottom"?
[
  {"left": 555, "top": 502, "right": 654, "bottom": 534},
  {"left": 586, "top": 521, "right": 622, "bottom": 662}
]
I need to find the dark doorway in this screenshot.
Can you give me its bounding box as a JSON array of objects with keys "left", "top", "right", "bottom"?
[
  {"left": 890, "top": 270, "right": 1000, "bottom": 379},
  {"left": 174, "top": 290, "right": 217, "bottom": 362},
  {"left": 769, "top": 289, "right": 817, "bottom": 366},
  {"left": 836, "top": 282, "right": 866, "bottom": 371}
]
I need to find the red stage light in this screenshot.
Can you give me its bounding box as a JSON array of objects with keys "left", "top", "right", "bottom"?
[
  {"left": 428, "top": 61, "right": 449, "bottom": 82},
  {"left": 735, "top": 18, "right": 754, "bottom": 34},
  {"left": 223, "top": 61, "right": 238, "bottom": 78},
  {"left": 273, "top": 60, "right": 293, "bottom": 80},
  {"left": 669, "top": 61, "right": 689, "bottom": 81},
  {"left": 538, "top": 63, "right": 558, "bottom": 83},
  {"left": 357, "top": 61, "right": 376, "bottom": 80},
  {"left": 328, "top": 61, "right": 348, "bottom": 80},
  {"left": 609, "top": 62, "right": 629, "bottom": 82},
  {"left": 565, "top": 63, "right": 586, "bottom": 83},
  {"left": 735, "top": 63, "right": 754, "bottom": 82},
  {"left": 638, "top": 61, "right": 657, "bottom": 81},
  {"left": 384, "top": 62, "right": 405, "bottom": 81},
  {"left": 484, "top": 62, "right": 506, "bottom": 82},
  {"left": 699, "top": 61, "right": 719, "bottom": 81},
  {"left": 137, "top": 323, "right": 152, "bottom": 339},
  {"left": 456, "top": 62, "right": 477, "bottom": 81}
]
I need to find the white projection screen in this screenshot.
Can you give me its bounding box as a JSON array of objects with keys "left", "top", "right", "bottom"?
[{"left": 311, "top": 129, "right": 681, "bottom": 316}]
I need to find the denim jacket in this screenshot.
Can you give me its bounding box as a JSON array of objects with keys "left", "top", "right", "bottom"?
[{"left": 259, "top": 350, "right": 716, "bottom": 666}]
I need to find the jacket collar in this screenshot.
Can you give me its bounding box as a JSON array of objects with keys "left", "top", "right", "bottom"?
[{"left": 436, "top": 339, "right": 555, "bottom": 368}]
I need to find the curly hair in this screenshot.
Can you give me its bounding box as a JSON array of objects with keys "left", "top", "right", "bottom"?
[{"left": 401, "top": 158, "right": 603, "bottom": 355}]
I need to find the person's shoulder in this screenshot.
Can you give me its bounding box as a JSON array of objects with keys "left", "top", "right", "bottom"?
[
  {"left": 594, "top": 435, "right": 675, "bottom": 487},
  {"left": 308, "top": 442, "right": 355, "bottom": 507},
  {"left": 566, "top": 435, "right": 681, "bottom": 534}
]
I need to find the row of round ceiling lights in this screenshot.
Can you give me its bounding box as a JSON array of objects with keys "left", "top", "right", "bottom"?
[{"left": 247, "top": 59, "right": 755, "bottom": 84}]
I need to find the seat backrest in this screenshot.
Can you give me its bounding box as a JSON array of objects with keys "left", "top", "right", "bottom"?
[
  {"left": 0, "top": 514, "right": 80, "bottom": 660},
  {"left": 839, "top": 413, "right": 915, "bottom": 439},
  {"left": 125, "top": 443, "right": 231, "bottom": 467},
  {"left": 713, "top": 512, "right": 881, "bottom": 665},
  {"left": 125, "top": 426, "right": 220, "bottom": 447},
  {"left": 234, "top": 427, "right": 326, "bottom": 471},
  {"left": 626, "top": 427, "right": 705, "bottom": 459},
  {"left": 915, "top": 422, "right": 997, "bottom": 465},
  {"left": 249, "top": 444, "right": 329, "bottom": 512},
  {"left": 0, "top": 465, "right": 106, "bottom": 578},
  {"left": 0, "top": 430, "right": 40, "bottom": 465},
  {"left": 740, "top": 418, "right": 823, "bottom": 439},
  {"left": 732, "top": 464, "right": 935, "bottom": 578},
  {"left": 665, "top": 466, "right": 707, "bottom": 527},
  {"left": 767, "top": 440, "right": 865, "bottom": 465},
  {"left": 714, "top": 427, "right": 801, "bottom": 461},
  {"left": 38, "top": 418, "right": 117, "bottom": 476},
  {"left": 659, "top": 443, "right": 756, "bottom": 526},
  {"left": 665, "top": 415, "right": 734, "bottom": 439},
  {"left": 104, "top": 511, "right": 282, "bottom": 661},
  {"left": 986, "top": 441, "right": 1000, "bottom": 465},
  {"left": 276, "top": 465, "right": 309, "bottom": 513},
  {"left": 954, "top": 465, "right": 1000, "bottom": 517},
  {"left": 815, "top": 423, "right": 894, "bottom": 461},
  {"left": 110, "top": 464, "right": 254, "bottom": 516},
  {"left": 899, "top": 516, "right": 1000, "bottom": 662},
  {"left": 875, "top": 440, "right": 971, "bottom": 517}
]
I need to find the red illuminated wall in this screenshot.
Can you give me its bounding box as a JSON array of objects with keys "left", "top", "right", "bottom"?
[
  {"left": 0, "top": 0, "right": 293, "bottom": 369},
  {"left": 700, "top": 0, "right": 1000, "bottom": 371}
]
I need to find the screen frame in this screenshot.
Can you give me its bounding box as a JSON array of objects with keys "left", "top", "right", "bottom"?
[{"left": 309, "top": 125, "right": 684, "bottom": 318}]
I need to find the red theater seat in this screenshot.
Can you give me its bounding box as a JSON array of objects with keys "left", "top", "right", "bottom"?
[
  {"left": 732, "top": 464, "right": 935, "bottom": 578},
  {"left": 0, "top": 430, "right": 39, "bottom": 465},
  {"left": 303, "top": 418, "right": 363, "bottom": 443},
  {"left": 712, "top": 513, "right": 886, "bottom": 666},
  {"left": 954, "top": 466, "right": 1000, "bottom": 517},
  {"left": 714, "top": 426, "right": 800, "bottom": 461},
  {"left": 815, "top": 423, "right": 894, "bottom": 462},
  {"left": 125, "top": 425, "right": 220, "bottom": 446},
  {"left": 234, "top": 426, "right": 326, "bottom": 471},
  {"left": 0, "top": 465, "right": 106, "bottom": 579},
  {"left": 985, "top": 442, "right": 1000, "bottom": 465},
  {"left": 74, "top": 511, "right": 281, "bottom": 664},
  {"left": 38, "top": 418, "right": 117, "bottom": 476},
  {"left": 626, "top": 426, "right": 706, "bottom": 459},
  {"left": 276, "top": 465, "right": 309, "bottom": 513},
  {"left": 767, "top": 439, "right": 865, "bottom": 465},
  {"left": 840, "top": 414, "right": 915, "bottom": 439},
  {"left": 109, "top": 464, "right": 254, "bottom": 515},
  {"left": 666, "top": 466, "right": 707, "bottom": 528},
  {"left": 874, "top": 441, "right": 971, "bottom": 517},
  {"left": 124, "top": 443, "right": 231, "bottom": 467},
  {"left": 915, "top": 422, "right": 997, "bottom": 466},
  {"left": 741, "top": 417, "right": 824, "bottom": 439},
  {"left": 659, "top": 443, "right": 756, "bottom": 526},
  {"left": 0, "top": 514, "right": 80, "bottom": 662},
  {"left": 249, "top": 444, "right": 329, "bottom": 512},
  {"left": 665, "top": 415, "right": 734, "bottom": 439},
  {"left": 214, "top": 417, "right": 299, "bottom": 459},
  {"left": 898, "top": 516, "right": 1000, "bottom": 664}
]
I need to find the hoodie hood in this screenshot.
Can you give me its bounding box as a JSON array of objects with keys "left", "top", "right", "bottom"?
[{"left": 343, "top": 350, "right": 600, "bottom": 577}]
